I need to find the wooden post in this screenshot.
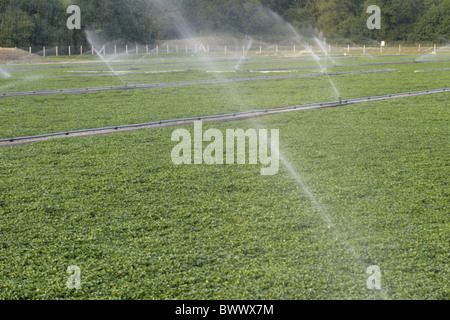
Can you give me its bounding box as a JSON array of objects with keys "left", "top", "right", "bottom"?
[
  {"left": 56, "top": 46, "right": 58, "bottom": 56},
  {"left": 68, "top": 46, "right": 71, "bottom": 56},
  {"left": 29, "top": 47, "right": 32, "bottom": 54},
  {"left": 418, "top": 44, "right": 421, "bottom": 53},
  {"left": 91, "top": 46, "right": 94, "bottom": 55},
  {"left": 136, "top": 44, "right": 138, "bottom": 55},
  {"left": 363, "top": 45, "right": 366, "bottom": 54},
  {"left": 126, "top": 45, "right": 128, "bottom": 54},
  {"left": 80, "top": 45, "right": 83, "bottom": 55},
  {"left": 114, "top": 45, "right": 117, "bottom": 55},
  {"left": 399, "top": 44, "right": 401, "bottom": 53},
  {"left": 347, "top": 44, "right": 350, "bottom": 53},
  {"left": 146, "top": 44, "right": 149, "bottom": 54},
  {"left": 167, "top": 44, "right": 169, "bottom": 53},
  {"left": 259, "top": 45, "right": 262, "bottom": 54},
  {"left": 43, "top": 46, "right": 45, "bottom": 57},
  {"left": 156, "top": 45, "right": 159, "bottom": 54}
]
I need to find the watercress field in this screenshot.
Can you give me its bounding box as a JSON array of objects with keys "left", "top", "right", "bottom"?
[{"left": 0, "top": 52, "right": 448, "bottom": 299}]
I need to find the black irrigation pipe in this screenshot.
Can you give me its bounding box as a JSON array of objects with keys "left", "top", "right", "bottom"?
[
  {"left": 48, "top": 57, "right": 419, "bottom": 73},
  {"left": 67, "top": 57, "right": 354, "bottom": 72},
  {"left": 76, "top": 70, "right": 189, "bottom": 77},
  {"left": 1, "top": 88, "right": 448, "bottom": 144},
  {"left": 237, "top": 59, "right": 450, "bottom": 72},
  {"left": 0, "top": 68, "right": 398, "bottom": 99},
  {"left": 3, "top": 58, "right": 251, "bottom": 71},
  {"left": 3, "top": 57, "right": 358, "bottom": 72},
  {"left": 9, "top": 52, "right": 406, "bottom": 72}
]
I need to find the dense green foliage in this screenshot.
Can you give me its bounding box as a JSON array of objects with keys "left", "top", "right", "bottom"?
[
  {"left": 0, "top": 93, "right": 448, "bottom": 299},
  {"left": 0, "top": 39, "right": 449, "bottom": 299},
  {"left": 0, "top": 0, "right": 449, "bottom": 48}
]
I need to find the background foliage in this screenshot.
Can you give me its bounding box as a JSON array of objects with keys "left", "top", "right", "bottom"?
[{"left": 0, "top": 0, "right": 449, "bottom": 48}]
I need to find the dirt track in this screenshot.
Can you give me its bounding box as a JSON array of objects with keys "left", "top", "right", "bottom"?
[{"left": 0, "top": 48, "right": 45, "bottom": 64}]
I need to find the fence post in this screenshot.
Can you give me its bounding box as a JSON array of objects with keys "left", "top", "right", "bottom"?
[
  {"left": 146, "top": 44, "right": 149, "bottom": 54},
  {"left": 91, "top": 46, "right": 94, "bottom": 55},
  {"left": 80, "top": 45, "right": 83, "bottom": 55},
  {"left": 363, "top": 44, "right": 366, "bottom": 54},
  {"left": 68, "top": 46, "right": 71, "bottom": 56},
  {"left": 156, "top": 45, "right": 159, "bottom": 54},
  {"left": 136, "top": 44, "right": 138, "bottom": 55},
  {"left": 399, "top": 44, "right": 401, "bottom": 54},
  {"left": 347, "top": 44, "right": 350, "bottom": 54},
  {"left": 114, "top": 45, "right": 117, "bottom": 55},
  {"left": 56, "top": 46, "right": 58, "bottom": 56},
  {"left": 29, "top": 47, "right": 32, "bottom": 54},
  {"left": 418, "top": 44, "right": 421, "bottom": 53},
  {"left": 43, "top": 46, "right": 45, "bottom": 57},
  {"left": 167, "top": 44, "right": 169, "bottom": 54},
  {"left": 126, "top": 45, "right": 128, "bottom": 54}
]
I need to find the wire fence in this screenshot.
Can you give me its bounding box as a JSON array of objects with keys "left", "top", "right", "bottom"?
[{"left": 19, "top": 43, "right": 448, "bottom": 57}]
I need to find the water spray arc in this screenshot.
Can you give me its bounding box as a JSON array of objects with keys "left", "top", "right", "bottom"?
[{"left": 85, "top": 31, "right": 127, "bottom": 86}]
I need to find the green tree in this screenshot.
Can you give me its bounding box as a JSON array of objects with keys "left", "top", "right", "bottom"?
[
  {"left": 0, "top": 7, "right": 34, "bottom": 47},
  {"left": 315, "top": 0, "right": 359, "bottom": 37},
  {"left": 412, "top": 0, "right": 450, "bottom": 42}
]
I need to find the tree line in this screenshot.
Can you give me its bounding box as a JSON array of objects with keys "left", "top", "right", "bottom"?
[{"left": 0, "top": 0, "right": 448, "bottom": 48}]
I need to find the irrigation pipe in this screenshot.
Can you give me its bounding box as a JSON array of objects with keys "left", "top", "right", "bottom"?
[
  {"left": 3, "top": 57, "right": 356, "bottom": 72},
  {"left": 237, "top": 59, "right": 450, "bottom": 72},
  {"left": 0, "top": 88, "right": 448, "bottom": 147},
  {"left": 0, "top": 69, "right": 398, "bottom": 99}
]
